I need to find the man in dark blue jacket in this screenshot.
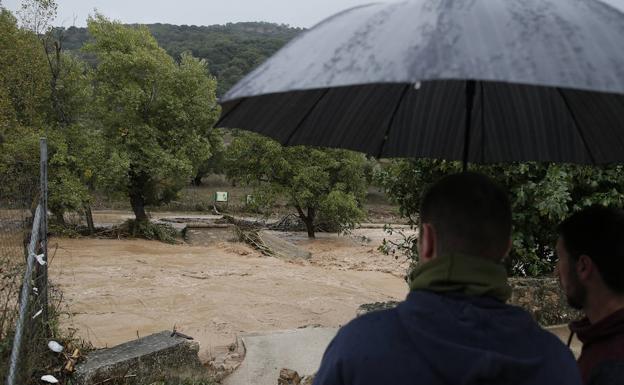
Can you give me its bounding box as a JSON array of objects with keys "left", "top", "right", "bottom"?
[{"left": 314, "top": 172, "right": 581, "bottom": 385}]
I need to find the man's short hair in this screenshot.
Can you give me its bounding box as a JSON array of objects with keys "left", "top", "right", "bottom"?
[
  {"left": 558, "top": 205, "right": 624, "bottom": 294},
  {"left": 419, "top": 172, "right": 512, "bottom": 260}
]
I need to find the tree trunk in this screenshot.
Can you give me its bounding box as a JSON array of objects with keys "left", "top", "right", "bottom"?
[
  {"left": 193, "top": 172, "right": 203, "bottom": 186},
  {"left": 45, "top": 38, "right": 69, "bottom": 127},
  {"left": 54, "top": 211, "right": 66, "bottom": 226},
  {"left": 304, "top": 218, "right": 315, "bottom": 238},
  {"left": 129, "top": 169, "right": 149, "bottom": 222},
  {"left": 296, "top": 206, "right": 316, "bottom": 238},
  {"left": 130, "top": 192, "right": 148, "bottom": 222},
  {"left": 84, "top": 205, "right": 95, "bottom": 234}
]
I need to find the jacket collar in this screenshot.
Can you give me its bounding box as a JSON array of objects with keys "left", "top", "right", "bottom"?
[
  {"left": 408, "top": 253, "right": 512, "bottom": 302},
  {"left": 570, "top": 307, "right": 624, "bottom": 344}
]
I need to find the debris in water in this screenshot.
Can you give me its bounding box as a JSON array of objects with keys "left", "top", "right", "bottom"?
[
  {"left": 171, "top": 324, "right": 194, "bottom": 340},
  {"left": 64, "top": 348, "right": 80, "bottom": 372}
]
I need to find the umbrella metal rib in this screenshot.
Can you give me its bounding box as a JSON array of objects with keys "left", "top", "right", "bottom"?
[
  {"left": 556, "top": 88, "right": 596, "bottom": 165},
  {"left": 463, "top": 80, "right": 477, "bottom": 171},
  {"left": 375, "top": 84, "right": 411, "bottom": 159}
]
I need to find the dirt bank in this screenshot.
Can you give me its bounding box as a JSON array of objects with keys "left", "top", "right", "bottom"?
[{"left": 50, "top": 237, "right": 407, "bottom": 361}]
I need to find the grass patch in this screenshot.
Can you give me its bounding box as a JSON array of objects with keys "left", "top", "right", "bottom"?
[{"left": 1, "top": 280, "right": 94, "bottom": 384}]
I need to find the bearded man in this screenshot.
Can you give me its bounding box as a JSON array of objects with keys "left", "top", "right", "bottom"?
[{"left": 557, "top": 206, "right": 624, "bottom": 385}]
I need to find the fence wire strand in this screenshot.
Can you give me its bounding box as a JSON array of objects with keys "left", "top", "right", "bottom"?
[{"left": 1, "top": 141, "right": 49, "bottom": 385}]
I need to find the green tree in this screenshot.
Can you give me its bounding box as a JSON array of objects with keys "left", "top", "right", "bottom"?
[
  {"left": 4, "top": 0, "right": 105, "bottom": 227},
  {"left": 0, "top": 8, "right": 50, "bottom": 134},
  {"left": 193, "top": 128, "right": 226, "bottom": 185},
  {"left": 85, "top": 14, "right": 219, "bottom": 221},
  {"left": 0, "top": 7, "right": 51, "bottom": 209},
  {"left": 225, "top": 132, "right": 368, "bottom": 238},
  {"left": 375, "top": 159, "right": 624, "bottom": 276}
]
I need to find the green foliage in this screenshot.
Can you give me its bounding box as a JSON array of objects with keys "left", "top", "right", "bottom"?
[
  {"left": 0, "top": 126, "right": 41, "bottom": 206},
  {"left": 0, "top": 8, "right": 49, "bottom": 208},
  {"left": 194, "top": 128, "right": 226, "bottom": 184},
  {"left": 0, "top": 2, "right": 107, "bottom": 224},
  {"left": 0, "top": 8, "right": 50, "bottom": 131},
  {"left": 1, "top": 6, "right": 224, "bottom": 226},
  {"left": 225, "top": 131, "right": 367, "bottom": 237},
  {"left": 374, "top": 159, "right": 459, "bottom": 223},
  {"left": 378, "top": 224, "right": 419, "bottom": 262},
  {"left": 85, "top": 14, "right": 220, "bottom": 220},
  {"left": 59, "top": 22, "right": 302, "bottom": 96},
  {"left": 1, "top": 7, "right": 291, "bottom": 226},
  {"left": 375, "top": 160, "right": 624, "bottom": 276},
  {"left": 318, "top": 190, "right": 365, "bottom": 232},
  {"left": 0, "top": 125, "right": 102, "bottom": 223}
]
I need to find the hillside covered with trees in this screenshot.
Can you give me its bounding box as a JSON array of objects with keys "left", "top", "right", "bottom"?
[
  {"left": 59, "top": 22, "right": 303, "bottom": 96},
  {"left": 3, "top": 0, "right": 624, "bottom": 279}
]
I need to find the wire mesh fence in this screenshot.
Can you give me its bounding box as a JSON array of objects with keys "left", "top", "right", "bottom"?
[{"left": 0, "top": 139, "right": 49, "bottom": 385}]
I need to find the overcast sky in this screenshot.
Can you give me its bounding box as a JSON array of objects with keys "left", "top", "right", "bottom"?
[
  {"left": 0, "top": 0, "right": 394, "bottom": 28},
  {"left": 2, "top": 0, "right": 624, "bottom": 28}
]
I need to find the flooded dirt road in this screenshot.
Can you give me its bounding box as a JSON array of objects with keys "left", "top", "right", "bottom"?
[{"left": 50, "top": 236, "right": 408, "bottom": 361}]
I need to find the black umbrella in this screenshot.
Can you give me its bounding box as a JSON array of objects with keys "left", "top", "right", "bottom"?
[{"left": 216, "top": 0, "right": 624, "bottom": 167}]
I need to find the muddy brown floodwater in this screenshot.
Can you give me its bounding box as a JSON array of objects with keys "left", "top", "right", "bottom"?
[{"left": 50, "top": 232, "right": 410, "bottom": 361}]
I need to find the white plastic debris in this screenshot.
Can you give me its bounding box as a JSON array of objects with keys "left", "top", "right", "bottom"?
[
  {"left": 47, "top": 340, "right": 64, "bottom": 353},
  {"left": 41, "top": 375, "right": 59, "bottom": 383},
  {"left": 32, "top": 309, "right": 43, "bottom": 319},
  {"left": 34, "top": 253, "right": 46, "bottom": 266},
  {"left": 33, "top": 287, "right": 39, "bottom": 294}
]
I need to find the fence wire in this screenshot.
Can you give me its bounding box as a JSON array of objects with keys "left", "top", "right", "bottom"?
[{"left": 1, "top": 141, "right": 49, "bottom": 384}]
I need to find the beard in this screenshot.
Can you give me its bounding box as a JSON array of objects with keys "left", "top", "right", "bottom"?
[{"left": 564, "top": 270, "right": 588, "bottom": 310}]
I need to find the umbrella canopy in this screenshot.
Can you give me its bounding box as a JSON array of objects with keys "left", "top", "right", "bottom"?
[{"left": 217, "top": 0, "right": 624, "bottom": 164}]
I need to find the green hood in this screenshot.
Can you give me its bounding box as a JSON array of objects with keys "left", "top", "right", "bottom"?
[{"left": 408, "top": 254, "right": 512, "bottom": 302}]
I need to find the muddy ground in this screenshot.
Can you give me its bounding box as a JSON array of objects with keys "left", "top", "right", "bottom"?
[{"left": 50, "top": 222, "right": 413, "bottom": 361}]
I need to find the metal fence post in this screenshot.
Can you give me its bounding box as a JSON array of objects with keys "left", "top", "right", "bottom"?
[
  {"left": 6, "top": 205, "right": 43, "bottom": 385},
  {"left": 39, "top": 138, "right": 49, "bottom": 331},
  {"left": 4, "top": 139, "right": 49, "bottom": 385}
]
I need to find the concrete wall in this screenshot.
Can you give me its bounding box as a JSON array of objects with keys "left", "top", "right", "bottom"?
[{"left": 509, "top": 278, "right": 582, "bottom": 325}]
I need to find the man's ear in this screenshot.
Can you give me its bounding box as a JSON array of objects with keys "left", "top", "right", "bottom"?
[
  {"left": 576, "top": 254, "right": 594, "bottom": 282},
  {"left": 420, "top": 223, "right": 436, "bottom": 262}
]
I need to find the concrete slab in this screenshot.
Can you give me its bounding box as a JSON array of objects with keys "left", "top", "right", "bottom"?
[
  {"left": 224, "top": 327, "right": 338, "bottom": 385},
  {"left": 74, "top": 331, "right": 204, "bottom": 385}
]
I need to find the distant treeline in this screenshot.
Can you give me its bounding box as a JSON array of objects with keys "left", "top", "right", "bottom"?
[{"left": 59, "top": 22, "right": 304, "bottom": 96}]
